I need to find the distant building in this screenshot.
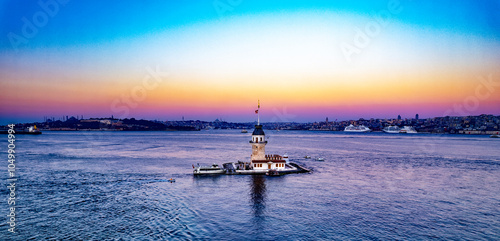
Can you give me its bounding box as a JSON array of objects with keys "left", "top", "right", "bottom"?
[
  {"left": 416, "top": 114, "right": 419, "bottom": 120},
  {"left": 80, "top": 119, "right": 100, "bottom": 123},
  {"left": 398, "top": 115, "right": 402, "bottom": 120}
]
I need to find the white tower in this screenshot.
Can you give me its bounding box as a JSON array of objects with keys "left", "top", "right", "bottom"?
[
  {"left": 250, "top": 124, "right": 266, "bottom": 161},
  {"left": 248, "top": 100, "right": 286, "bottom": 171},
  {"left": 251, "top": 100, "right": 266, "bottom": 161}
]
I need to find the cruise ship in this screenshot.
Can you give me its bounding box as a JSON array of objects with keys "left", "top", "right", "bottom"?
[
  {"left": 344, "top": 124, "right": 371, "bottom": 132},
  {"left": 383, "top": 125, "right": 401, "bottom": 133},
  {"left": 400, "top": 126, "right": 417, "bottom": 134}
]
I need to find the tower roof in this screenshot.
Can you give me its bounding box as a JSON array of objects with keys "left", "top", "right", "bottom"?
[{"left": 252, "top": 125, "right": 265, "bottom": 135}]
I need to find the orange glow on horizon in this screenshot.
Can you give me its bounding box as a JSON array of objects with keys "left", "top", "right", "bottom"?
[{"left": 2, "top": 66, "right": 499, "bottom": 121}]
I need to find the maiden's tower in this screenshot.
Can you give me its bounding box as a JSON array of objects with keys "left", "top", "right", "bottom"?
[
  {"left": 222, "top": 101, "right": 293, "bottom": 174},
  {"left": 196, "top": 101, "right": 308, "bottom": 175}
]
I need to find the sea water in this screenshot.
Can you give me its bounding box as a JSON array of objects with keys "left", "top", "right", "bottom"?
[{"left": 1, "top": 130, "right": 499, "bottom": 240}]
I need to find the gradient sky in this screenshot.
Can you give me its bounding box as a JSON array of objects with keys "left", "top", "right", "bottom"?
[{"left": 1, "top": 0, "right": 499, "bottom": 124}]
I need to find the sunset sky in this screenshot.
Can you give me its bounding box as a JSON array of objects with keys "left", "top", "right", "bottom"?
[{"left": 1, "top": 0, "right": 499, "bottom": 124}]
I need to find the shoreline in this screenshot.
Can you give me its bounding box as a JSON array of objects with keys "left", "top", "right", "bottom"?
[{"left": 4, "top": 129, "right": 495, "bottom": 136}]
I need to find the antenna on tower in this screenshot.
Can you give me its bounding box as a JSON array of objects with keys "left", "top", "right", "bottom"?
[{"left": 256, "top": 100, "right": 260, "bottom": 125}]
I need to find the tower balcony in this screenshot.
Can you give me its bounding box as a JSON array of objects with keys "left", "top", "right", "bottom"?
[{"left": 249, "top": 140, "right": 267, "bottom": 144}]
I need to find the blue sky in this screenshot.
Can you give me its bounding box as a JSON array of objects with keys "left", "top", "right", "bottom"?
[{"left": 1, "top": 0, "right": 498, "bottom": 51}]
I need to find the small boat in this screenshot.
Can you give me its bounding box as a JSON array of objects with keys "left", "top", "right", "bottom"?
[
  {"left": 304, "top": 156, "right": 311, "bottom": 159},
  {"left": 168, "top": 178, "right": 176, "bottom": 183},
  {"left": 316, "top": 157, "right": 325, "bottom": 161},
  {"left": 490, "top": 134, "right": 499, "bottom": 138},
  {"left": 1, "top": 125, "right": 42, "bottom": 135},
  {"left": 266, "top": 169, "right": 281, "bottom": 176},
  {"left": 193, "top": 163, "right": 226, "bottom": 175},
  {"left": 241, "top": 129, "right": 248, "bottom": 133}
]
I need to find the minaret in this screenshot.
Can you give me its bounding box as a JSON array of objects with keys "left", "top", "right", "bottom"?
[{"left": 250, "top": 100, "right": 266, "bottom": 161}]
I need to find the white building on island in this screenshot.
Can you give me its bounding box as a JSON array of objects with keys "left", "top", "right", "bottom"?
[
  {"left": 249, "top": 110, "right": 286, "bottom": 170},
  {"left": 218, "top": 100, "right": 301, "bottom": 175}
]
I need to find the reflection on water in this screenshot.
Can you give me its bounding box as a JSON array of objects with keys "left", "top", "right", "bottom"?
[
  {"left": 250, "top": 175, "right": 267, "bottom": 238},
  {"left": 250, "top": 175, "right": 267, "bottom": 217}
]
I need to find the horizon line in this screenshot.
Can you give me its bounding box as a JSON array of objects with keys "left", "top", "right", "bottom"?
[{"left": 4, "top": 113, "right": 500, "bottom": 125}]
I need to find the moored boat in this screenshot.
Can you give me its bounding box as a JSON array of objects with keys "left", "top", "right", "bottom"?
[{"left": 193, "top": 163, "right": 226, "bottom": 175}]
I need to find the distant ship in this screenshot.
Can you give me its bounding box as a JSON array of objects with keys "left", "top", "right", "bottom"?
[
  {"left": 383, "top": 126, "right": 401, "bottom": 133},
  {"left": 241, "top": 129, "right": 248, "bottom": 133},
  {"left": 400, "top": 126, "right": 417, "bottom": 134},
  {"left": 344, "top": 124, "right": 371, "bottom": 132},
  {"left": 0, "top": 125, "right": 42, "bottom": 135}
]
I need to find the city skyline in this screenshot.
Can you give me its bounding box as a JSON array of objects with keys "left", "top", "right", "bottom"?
[{"left": 1, "top": 1, "right": 500, "bottom": 124}]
